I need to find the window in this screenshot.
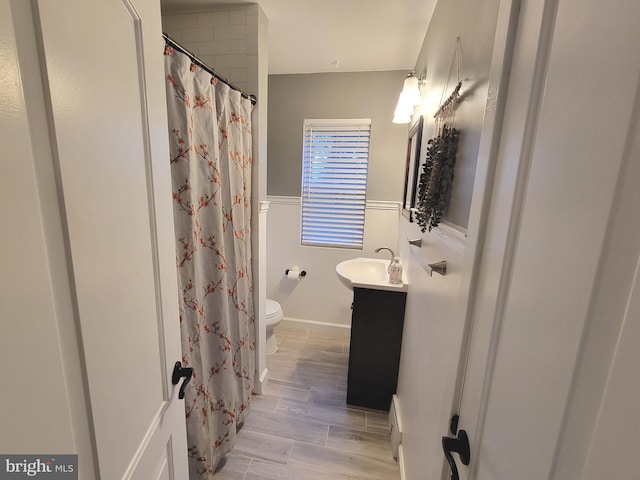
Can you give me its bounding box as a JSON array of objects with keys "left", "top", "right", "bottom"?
[{"left": 301, "top": 119, "right": 371, "bottom": 248}]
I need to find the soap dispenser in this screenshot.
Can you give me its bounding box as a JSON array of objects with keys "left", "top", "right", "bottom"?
[{"left": 388, "top": 257, "right": 403, "bottom": 284}]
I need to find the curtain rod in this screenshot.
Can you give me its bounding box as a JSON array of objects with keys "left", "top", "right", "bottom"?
[{"left": 163, "top": 33, "right": 257, "bottom": 105}]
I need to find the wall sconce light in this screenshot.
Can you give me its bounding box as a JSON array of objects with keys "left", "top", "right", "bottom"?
[{"left": 393, "top": 72, "right": 422, "bottom": 124}]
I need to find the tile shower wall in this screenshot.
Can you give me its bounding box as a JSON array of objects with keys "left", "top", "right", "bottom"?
[{"left": 162, "top": 5, "right": 260, "bottom": 95}]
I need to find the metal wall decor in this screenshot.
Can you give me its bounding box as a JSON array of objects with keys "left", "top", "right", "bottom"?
[{"left": 415, "top": 38, "right": 462, "bottom": 232}]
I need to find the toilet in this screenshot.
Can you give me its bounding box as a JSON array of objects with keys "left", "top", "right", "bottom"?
[{"left": 265, "top": 299, "right": 283, "bottom": 355}]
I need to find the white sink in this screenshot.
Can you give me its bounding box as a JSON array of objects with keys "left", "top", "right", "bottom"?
[{"left": 336, "top": 257, "right": 408, "bottom": 292}]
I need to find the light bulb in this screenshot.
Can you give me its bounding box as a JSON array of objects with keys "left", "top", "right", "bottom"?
[{"left": 402, "top": 74, "right": 421, "bottom": 107}]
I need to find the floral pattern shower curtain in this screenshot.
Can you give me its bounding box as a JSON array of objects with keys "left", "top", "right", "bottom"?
[{"left": 164, "top": 44, "right": 255, "bottom": 478}]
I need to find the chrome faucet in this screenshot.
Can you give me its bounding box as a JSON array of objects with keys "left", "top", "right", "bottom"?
[{"left": 375, "top": 246, "right": 395, "bottom": 261}]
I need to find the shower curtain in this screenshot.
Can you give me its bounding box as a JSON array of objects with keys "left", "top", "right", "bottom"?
[{"left": 164, "top": 44, "right": 255, "bottom": 478}]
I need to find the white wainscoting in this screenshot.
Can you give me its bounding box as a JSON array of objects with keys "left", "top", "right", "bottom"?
[
  {"left": 253, "top": 200, "right": 270, "bottom": 394},
  {"left": 266, "top": 196, "right": 400, "bottom": 327}
]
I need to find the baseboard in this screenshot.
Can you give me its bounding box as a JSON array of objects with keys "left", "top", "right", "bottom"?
[
  {"left": 398, "top": 443, "right": 407, "bottom": 480},
  {"left": 281, "top": 317, "right": 351, "bottom": 336},
  {"left": 389, "top": 394, "right": 403, "bottom": 459},
  {"left": 253, "top": 367, "right": 269, "bottom": 395}
]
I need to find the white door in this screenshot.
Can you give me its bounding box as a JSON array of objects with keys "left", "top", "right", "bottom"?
[
  {"left": 395, "top": 1, "right": 518, "bottom": 478},
  {"left": 0, "top": 0, "right": 189, "bottom": 478},
  {"left": 574, "top": 250, "right": 640, "bottom": 480},
  {"left": 450, "top": 0, "right": 640, "bottom": 479}
]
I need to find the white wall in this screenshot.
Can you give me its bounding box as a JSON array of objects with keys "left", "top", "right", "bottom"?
[{"left": 266, "top": 197, "right": 400, "bottom": 327}]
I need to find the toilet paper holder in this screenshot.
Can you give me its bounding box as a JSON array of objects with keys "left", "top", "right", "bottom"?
[{"left": 285, "top": 268, "right": 307, "bottom": 278}]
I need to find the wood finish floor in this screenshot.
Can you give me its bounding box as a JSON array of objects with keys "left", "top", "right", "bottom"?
[{"left": 213, "top": 324, "right": 401, "bottom": 479}]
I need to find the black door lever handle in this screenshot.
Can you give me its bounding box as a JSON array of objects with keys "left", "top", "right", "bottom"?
[
  {"left": 172, "top": 361, "right": 194, "bottom": 400},
  {"left": 442, "top": 429, "right": 470, "bottom": 480}
]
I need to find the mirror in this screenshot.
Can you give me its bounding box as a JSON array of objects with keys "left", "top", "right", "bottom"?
[{"left": 401, "top": 115, "right": 424, "bottom": 222}]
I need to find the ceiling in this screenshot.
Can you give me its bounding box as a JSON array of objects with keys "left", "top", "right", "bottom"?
[{"left": 160, "top": 0, "right": 437, "bottom": 74}]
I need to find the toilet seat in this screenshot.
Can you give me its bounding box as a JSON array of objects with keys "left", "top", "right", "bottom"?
[
  {"left": 265, "top": 299, "right": 283, "bottom": 355},
  {"left": 266, "top": 299, "right": 283, "bottom": 326}
]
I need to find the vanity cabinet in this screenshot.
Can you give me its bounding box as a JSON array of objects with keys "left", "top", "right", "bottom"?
[{"left": 347, "top": 287, "right": 407, "bottom": 411}]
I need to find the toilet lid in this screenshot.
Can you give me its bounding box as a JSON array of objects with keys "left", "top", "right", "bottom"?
[{"left": 266, "top": 299, "right": 282, "bottom": 318}]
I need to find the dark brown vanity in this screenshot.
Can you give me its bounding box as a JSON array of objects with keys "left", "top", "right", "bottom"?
[{"left": 347, "top": 287, "right": 407, "bottom": 411}]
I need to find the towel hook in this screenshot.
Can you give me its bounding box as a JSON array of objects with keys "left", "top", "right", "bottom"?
[{"left": 407, "top": 238, "right": 423, "bottom": 247}]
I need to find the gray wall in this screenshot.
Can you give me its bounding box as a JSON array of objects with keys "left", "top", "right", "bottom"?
[
  {"left": 268, "top": 70, "right": 409, "bottom": 200},
  {"left": 412, "top": 0, "right": 500, "bottom": 228}
]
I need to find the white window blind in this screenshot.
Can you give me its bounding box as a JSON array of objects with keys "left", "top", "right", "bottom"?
[{"left": 301, "top": 119, "right": 371, "bottom": 248}]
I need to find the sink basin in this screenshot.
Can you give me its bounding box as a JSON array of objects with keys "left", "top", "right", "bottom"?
[{"left": 336, "top": 257, "right": 408, "bottom": 292}]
